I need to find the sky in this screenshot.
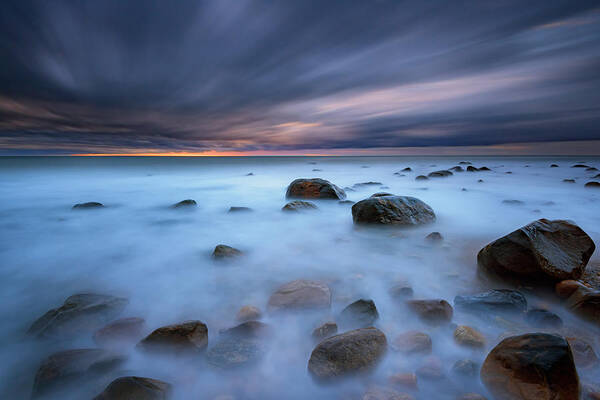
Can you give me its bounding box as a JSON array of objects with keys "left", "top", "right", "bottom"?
[{"left": 1, "top": 0, "right": 600, "bottom": 156}]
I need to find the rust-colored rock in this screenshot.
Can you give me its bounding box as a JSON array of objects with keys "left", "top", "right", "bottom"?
[
  {"left": 268, "top": 279, "right": 331, "bottom": 311},
  {"left": 392, "top": 331, "right": 432, "bottom": 354},
  {"left": 285, "top": 178, "right": 346, "bottom": 200},
  {"left": 556, "top": 280, "right": 587, "bottom": 298},
  {"left": 406, "top": 299, "right": 453, "bottom": 324},
  {"left": 138, "top": 320, "right": 208, "bottom": 353},
  {"left": 453, "top": 325, "right": 485, "bottom": 348},
  {"left": 93, "top": 376, "right": 171, "bottom": 400}
]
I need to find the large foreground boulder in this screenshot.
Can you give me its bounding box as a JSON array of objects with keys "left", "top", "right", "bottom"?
[
  {"left": 308, "top": 327, "right": 387, "bottom": 381},
  {"left": 32, "top": 349, "right": 125, "bottom": 398},
  {"left": 267, "top": 280, "right": 331, "bottom": 311},
  {"left": 477, "top": 219, "right": 595, "bottom": 282},
  {"left": 481, "top": 333, "right": 579, "bottom": 400},
  {"left": 93, "top": 376, "right": 171, "bottom": 400},
  {"left": 286, "top": 178, "right": 346, "bottom": 200},
  {"left": 137, "top": 321, "right": 208, "bottom": 354},
  {"left": 28, "top": 293, "right": 128, "bottom": 339},
  {"left": 352, "top": 196, "right": 435, "bottom": 226}
]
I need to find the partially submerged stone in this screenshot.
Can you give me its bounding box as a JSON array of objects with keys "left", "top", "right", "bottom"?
[
  {"left": 352, "top": 196, "right": 435, "bottom": 226},
  {"left": 312, "top": 322, "right": 338, "bottom": 340},
  {"left": 228, "top": 206, "right": 252, "bottom": 213},
  {"left": 454, "top": 289, "right": 527, "bottom": 315},
  {"left": 93, "top": 317, "right": 145, "bottom": 347},
  {"left": 267, "top": 279, "right": 331, "bottom": 311},
  {"left": 282, "top": 200, "right": 318, "bottom": 212},
  {"left": 525, "top": 309, "right": 563, "bottom": 328},
  {"left": 428, "top": 170, "right": 453, "bottom": 178},
  {"left": 406, "top": 299, "right": 453, "bottom": 324},
  {"left": 138, "top": 320, "right": 208, "bottom": 354},
  {"left": 285, "top": 178, "right": 346, "bottom": 200},
  {"left": 235, "top": 305, "right": 262, "bottom": 322},
  {"left": 453, "top": 325, "right": 485, "bottom": 348},
  {"left": 392, "top": 331, "right": 432, "bottom": 354},
  {"left": 73, "top": 202, "right": 104, "bottom": 209},
  {"left": 566, "top": 287, "right": 600, "bottom": 325},
  {"left": 93, "top": 376, "right": 171, "bottom": 400},
  {"left": 339, "top": 299, "right": 379, "bottom": 328},
  {"left": 171, "top": 199, "right": 196, "bottom": 208},
  {"left": 212, "top": 244, "right": 243, "bottom": 260}
]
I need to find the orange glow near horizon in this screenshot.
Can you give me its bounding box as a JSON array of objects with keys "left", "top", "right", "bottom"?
[{"left": 70, "top": 150, "right": 332, "bottom": 157}]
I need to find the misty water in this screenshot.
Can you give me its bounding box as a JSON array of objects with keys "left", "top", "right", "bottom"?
[{"left": 0, "top": 156, "right": 599, "bottom": 399}]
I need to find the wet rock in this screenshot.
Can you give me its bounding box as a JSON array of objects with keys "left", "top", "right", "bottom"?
[
  {"left": 362, "top": 386, "right": 414, "bottom": 400},
  {"left": 286, "top": 178, "right": 346, "bottom": 200},
  {"left": 457, "top": 394, "right": 487, "bottom": 400},
  {"left": 478, "top": 179, "right": 484, "bottom": 183},
  {"left": 466, "top": 166, "right": 478, "bottom": 172},
  {"left": 453, "top": 325, "right": 485, "bottom": 348},
  {"left": 371, "top": 192, "right": 394, "bottom": 197},
  {"left": 392, "top": 331, "right": 432, "bottom": 354},
  {"left": 594, "top": 173, "right": 600, "bottom": 179},
  {"left": 567, "top": 337, "right": 598, "bottom": 368},
  {"left": 428, "top": 170, "right": 453, "bottom": 178},
  {"left": 550, "top": 164, "right": 559, "bottom": 168},
  {"left": 246, "top": 172, "right": 254, "bottom": 176},
  {"left": 93, "top": 317, "right": 145, "bottom": 347},
  {"left": 563, "top": 179, "right": 576, "bottom": 183},
  {"left": 212, "top": 244, "right": 243, "bottom": 259},
  {"left": 73, "top": 202, "right": 104, "bottom": 209},
  {"left": 339, "top": 200, "right": 355, "bottom": 205},
  {"left": 353, "top": 181, "right": 383, "bottom": 189},
  {"left": 312, "top": 322, "right": 338, "bottom": 340},
  {"left": 307, "top": 327, "right": 387, "bottom": 381},
  {"left": 406, "top": 299, "right": 453, "bottom": 324},
  {"left": 585, "top": 181, "right": 600, "bottom": 188},
  {"left": 459, "top": 161, "right": 471, "bottom": 165},
  {"left": 481, "top": 333, "right": 579, "bottom": 400},
  {"left": 207, "top": 337, "right": 266, "bottom": 369},
  {"left": 450, "top": 166, "right": 464, "bottom": 172},
  {"left": 312, "top": 168, "right": 322, "bottom": 172},
  {"left": 425, "top": 232, "right": 443, "bottom": 242},
  {"left": 138, "top": 320, "right": 208, "bottom": 353},
  {"left": 555, "top": 280, "right": 587, "bottom": 298},
  {"left": 452, "top": 359, "right": 478, "bottom": 377},
  {"left": 566, "top": 287, "right": 600, "bottom": 324},
  {"left": 454, "top": 289, "right": 527, "bottom": 315},
  {"left": 235, "top": 305, "right": 262, "bottom": 322},
  {"left": 477, "top": 219, "right": 595, "bottom": 282},
  {"left": 172, "top": 199, "right": 196, "bottom": 208},
  {"left": 219, "top": 321, "right": 271, "bottom": 340},
  {"left": 389, "top": 282, "right": 413, "bottom": 299},
  {"left": 572, "top": 164, "right": 590, "bottom": 168},
  {"left": 32, "top": 349, "right": 126, "bottom": 398},
  {"left": 586, "top": 167, "right": 599, "bottom": 172},
  {"left": 393, "top": 172, "right": 406, "bottom": 176},
  {"left": 340, "top": 299, "right": 379, "bottom": 327},
  {"left": 479, "top": 167, "right": 491, "bottom": 171},
  {"left": 282, "top": 200, "right": 318, "bottom": 212},
  {"left": 28, "top": 293, "right": 128, "bottom": 339},
  {"left": 502, "top": 199, "right": 524, "bottom": 205},
  {"left": 525, "top": 309, "right": 563, "bottom": 328},
  {"left": 415, "top": 175, "right": 428, "bottom": 181},
  {"left": 267, "top": 279, "right": 331, "bottom": 311},
  {"left": 416, "top": 357, "right": 444, "bottom": 380},
  {"left": 93, "top": 376, "right": 171, "bottom": 400},
  {"left": 388, "top": 373, "right": 418, "bottom": 389},
  {"left": 228, "top": 206, "right": 252, "bottom": 213},
  {"left": 352, "top": 196, "right": 435, "bottom": 226},
  {"left": 402, "top": 167, "right": 412, "bottom": 172}
]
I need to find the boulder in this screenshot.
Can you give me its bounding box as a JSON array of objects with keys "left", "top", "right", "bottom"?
[
  {"left": 228, "top": 206, "right": 252, "bottom": 213},
  {"left": 415, "top": 175, "right": 428, "bottom": 181},
  {"left": 32, "top": 349, "right": 125, "bottom": 398},
  {"left": 566, "top": 287, "right": 600, "bottom": 324},
  {"left": 208, "top": 321, "right": 270, "bottom": 369},
  {"left": 477, "top": 219, "right": 595, "bottom": 282},
  {"left": 235, "top": 305, "right": 262, "bottom": 322},
  {"left": 585, "top": 182, "right": 600, "bottom": 188},
  {"left": 312, "top": 322, "right": 338, "bottom": 340},
  {"left": 339, "top": 299, "right": 379, "bottom": 328},
  {"left": 555, "top": 280, "right": 587, "bottom": 298},
  {"left": 550, "top": 164, "right": 559, "bottom": 168},
  {"left": 286, "top": 178, "right": 346, "bottom": 200},
  {"left": 137, "top": 320, "right": 208, "bottom": 353},
  {"left": 28, "top": 293, "right": 128, "bottom": 339},
  {"left": 406, "top": 299, "right": 453, "bottom": 324},
  {"left": 362, "top": 386, "right": 414, "bottom": 400},
  {"left": 425, "top": 232, "right": 443, "bottom": 242},
  {"left": 93, "top": 317, "right": 145, "bottom": 347},
  {"left": 453, "top": 326, "right": 485, "bottom": 348},
  {"left": 452, "top": 359, "right": 478, "bottom": 377},
  {"left": 212, "top": 245, "right": 243, "bottom": 259},
  {"left": 73, "top": 202, "right": 104, "bottom": 209},
  {"left": 171, "top": 199, "right": 196, "bottom": 208},
  {"left": 401, "top": 167, "right": 412, "bottom": 172},
  {"left": 352, "top": 196, "right": 435, "bottom": 226},
  {"left": 307, "top": 327, "right": 387, "bottom": 381},
  {"left": 428, "top": 170, "right": 453, "bottom": 178},
  {"left": 391, "top": 331, "right": 432, "bottom": 354},
  {"left": 466, "top": 166, "right": 478, "bottom": 172},
  {"left": 525, "top": 309, "right": 563, "bottom": 328},
  {"left": 267, "top": 280, "right": 331, "bottom": 311},
  {"left": 481, "top": 333, "right": 579, "bottom": 400},
  {"left": 563, "top": 179, "right": 575, "bottom": 183},
  {"left": 454, "top": 290, "right": 527, "bottom": 315},
  {"left": 450, "top": 166, "right": 464, "bottom": 172},
  {"left": 282, "top": 200, "right": 318, "bottom": 212},
  {"left": 93, "top": 376, "right": 171, "bottom": 400}
]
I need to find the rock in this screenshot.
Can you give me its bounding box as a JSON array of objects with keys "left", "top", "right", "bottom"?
[
  {"left": 566, "top": 287, "right": 600, "bottom": 324},
  {"left": 402, "top": 167, "right": 412, "bottom": 172},
  {"left": 389, "top": 282, "right": 413, "bottom": 299},
  {"left": 525, "top": 309, "right": 563, "bottom": 328},
  {"left": 563, "top": 179, "right": 576, "bottom": 183},
  {"left": 393, "top": 172, "right": 405, "bottom": 176},
  {"left": 307, "top": 327, "right": 387, "bottom": 381},
  {"left": 28, "top": 293, "right": 128, "bottom": 339},
  {"left": 362, "top": 386, "right": 414, "bottom": 400},
  {"left": 219, "top": 321, "right": 271, "bottom": 340},
  {"left": 478, "top": 179, "right": 484, "bottom": 183},
  {"left": 428, "top": 170, "right": 453, "bottom": 178},
  {"left": 452, "top": 359, "right": 478, "bottom": 377},
  {"left": 267, "top": 279, "right": 331, "bottom": 311},
  {"left": 339, "top": 200, "right": 355, "bottom": 205},
  {"left": 73, "top": 202, "right": 104, "bottom": 209},
  {"left": 312, "top": 322, "right": 338, "bottom": 340},
  {"left": 352, "top": 196, "right": 435, "bottom": 226},
  {"left": 586, "top": 167, "right": 599, "bottom": 172},
  {"left": 459, "top": 161, "right": 471, "bottom": 165},
  {"left": 371, "top": 192, "right": 394, "bottom": 197},
  {"left": 453, "top": 326, "right": 485, "bottom": 348},
  {"left": 212, "top": 244, "right": 243, "bottom": 259},
  {"left": 246, "top": 172, "right": 254, "bottom": 176},
  {"left": 594, "top": 173, "right": 600, "bottom": 179},
  {"left": 567, "top": 337, "right": 598, "bottom": 368},
  {"left": 171, "top": 199, "right": 196, "bottom": 208},
  {"left": 477, "top": 219, "right": 595, "bottom": 282},
  {"left": 502, "top": 199, "right": 524, "bottom": 205},
  {"left": 406, "top": 299, "right": 453, "bottom": 324},
  {"left": 572, "top": 164, "right": 590, "bottom": 168},
  {"left": 235, "top": 305, "right": 262, "bottom": 322},
  {"left": 138, "top": 320, "right": 208, "bottom": 353},
  {"left": 555, "top": 280, "right": 587, "bottom": 298},
  {"left": 93, "top": 317, "right": 145, "bottom": 347},
  {"left": 388, "top": 373, "right": 418, "bottom": 389},
  {"left": 285, "top": 178, "right": 346, "bottom": 200},
  {"left": 282, "top": 200, "right": 318, "bottom": 212},
  {"left": 415, "top": 175, "right": 428, "bottom": 181},
  {"left": 392, "top": 331, "right": 432, "bottom": 354},
  {"left": 416, "top": 357, "right": 444, "bottom": 380},
  {"left": 466, "top": 166, "right": 479, "bottom": 172},
  {"left": 585, "top": 181, "right": 600, "bottom": 188},
  {"left": 457, "top": 394, "right": 487, "bottom": 400},
  {"left": 425, "top": 232, "right": 443, "bottom": 242},
  {"left": 353, "top": 182, "right": 383, "bottom": 189},
  {"left": 228, "top": 206, "right": 252, "bottom": 213},
  {"left": 312, "top": 168, "right": 322, "bottom": 172},
  {"left": 93, "top": 376, "right": 171, "bottom": 400},
  {"left": 550, "top": 164, "right": 559, "bottom": 168},
  {"left": 479, "top": 166, "right": 491, "bottom": 171},
  {"left": 481, "top": 333, "right": 579, "bottom": 400},
  {"left": 454, "top": 289, "right": 527, "bottom": 315},
  {"left": 32, "top": 349, "right": 125, "bottom": 398},
  {"left": 340, "top": 299, "right": 379, "bottom": 328},
  {"left": 450, "top": 166, "right": 464, "bottom": 172},
  {"left": 207, "top": 337, "right": 266, "bottom": 369}
]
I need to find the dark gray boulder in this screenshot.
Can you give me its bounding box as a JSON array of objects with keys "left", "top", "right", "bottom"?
[
  {"left": 339, "top": 299, "right": 379, "bottom": 328},
  {"left": 171, "top": 199, "right": 196, "bottom": 208},
  {"left": 352, "top": 196, "right": 435, "bottom": 226},
  {"left": 137, "top": 320, "right": 208, "bottom": 354},
  {"left": 286, "top": 178, "right": 346, "bottom": 200},
  {"left": 454, "top": 289, "right": 527, "bottom": 315},
  {"left": 212, "top": 244, "right": 243, "bottom": 259},
  {"left": 428, "top": 170, "right": 453, "bottom": 178},
  {"left": 93, "top": 376, "right": 171, "bottom": 400},
  {"left": 73, "top": 202, "right": 104, "bottom": 209}
]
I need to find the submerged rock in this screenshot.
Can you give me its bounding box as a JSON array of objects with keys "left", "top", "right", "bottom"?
[
  {"left": 415, "top": 175, "right": 428, "bottom": 181},
  {"left": 566, "top": 287, "right": 600, "bottom": 325},
  {"left": 219, "top": 321, "right": 271, "bottom": 340},
  {"left": 406, "top": 299, "right": 453, "bottom": 324},
  {"left": 428, "top": 170, "right": 453, "bottom": 178},
  {"left": 477, "top": 219, "right": 595, "bottom": 282},
  {"left": 502, "top": 199, "right": 524, "bottom": 205},
  {"left": 28, "top": 293, "right": 128, "bottom": 339},
  {"left": 466, "top": 166, "right": 478, "bottom": 172},
  {"left": 286, "top": 178, "right": 346, "bottom": 200},
  {"left": 425, "top": 232, "right": 443, "bottom": 242},
  {"left": 454, "top": 289, "right": 527, "bottom": 315},
  {"left": 312, "top": 322, "right": 338, "bottom": 340},
  {"left": 452, "top": 359, "right": 479, "bottom": 377},
  {"left": 235, "top": 305, "right": 262, "bottom": 322},
  {"left": 138, "top": 320, "right": 208, "bottom": 354},
  {"left": 389, "top": 281, "right": 413, "bottom": 299},
  {"left": 267, "top": 279, "right": 331, "bottom": 311},
  {"left": 228, "top": 206, "right": 252, "bottom": 213},
  {"left": 93, "top": 317, "right": 145, "bottom": 347},
  {"left": 388, "top": 373, "right": 418, "bottom": 389},
  {"left": 362, "top": 386, "right": 414, "bottom": 400},
  {"left": 371, "top": 192, "right": 394, "bottom": 197},
  {"left": 585, "top": 181, "right": 600, "bottom": 188},
  {"left": 567, "top": 337, "right": 598, "bottom": 368},
  {"left": 525, "top": 309, "right": 563, "bottom": 328},
  {"left": 563, "top": 179, "right": 576, "bottom": 183},
  {"left": 450, "top": 166, "right": 464, "bottom": 172},
  {"left": 282, "top": 200, "right": 318, "bottom": 212},
  {"left": 555, "top": 280, "right": 587, "bottom": 298},
  {"left": 93, "top": 376, "right": 171, "bottom": 400},
  {"left": 307, "top": 327, "right": 387, "bottom": 381},
  {"left": 481, "top": 333, "right": 579, "bottom": 400},
  {"left": 212, "top": 244, "right": 243, "bottom": 259},
  {"left": 72, "top": 202, "right": 104, "bottom": 209},
  {"left": 353, "top": 181, "right": 383, "bottom": 189},
  {"left": 32, "top": 349, "right": 125, "bottom": 398},
  {"left": 459, "top": 161, "right": 471, "bottom": 165},
  {"left": 453, "top": 325, "right": 485, "bottom": 348},
  {"left": 572, "top": 164, "right": 590, "bottom": 168},
  {"left": 550, "top": 164, "right": 559, "bottom": 168},
  {"left": 207, "top": 337, "right": 266, "bottom": 369},
  {"left": 401, "top": 167, "right": 412, "bottom": 172},
  {"left": 392, "top": 331, "right": 432, "bottom": 354},
  {"left": 340, "top": 299, "right": 379, "bottom": 328},
  {"left": 352, "top": 196, "right": 435, "bottom": 226},
  {"left": 171, "top": 199, "right": 196, "bottom": 208},
  {"left": 416, "top": 357, "right": 445, "bottom": 380}
]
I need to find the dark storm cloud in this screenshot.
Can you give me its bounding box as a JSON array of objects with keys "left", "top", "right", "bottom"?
[{"left": 0, "top": 0, "right": 599, "bottom": 153}]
